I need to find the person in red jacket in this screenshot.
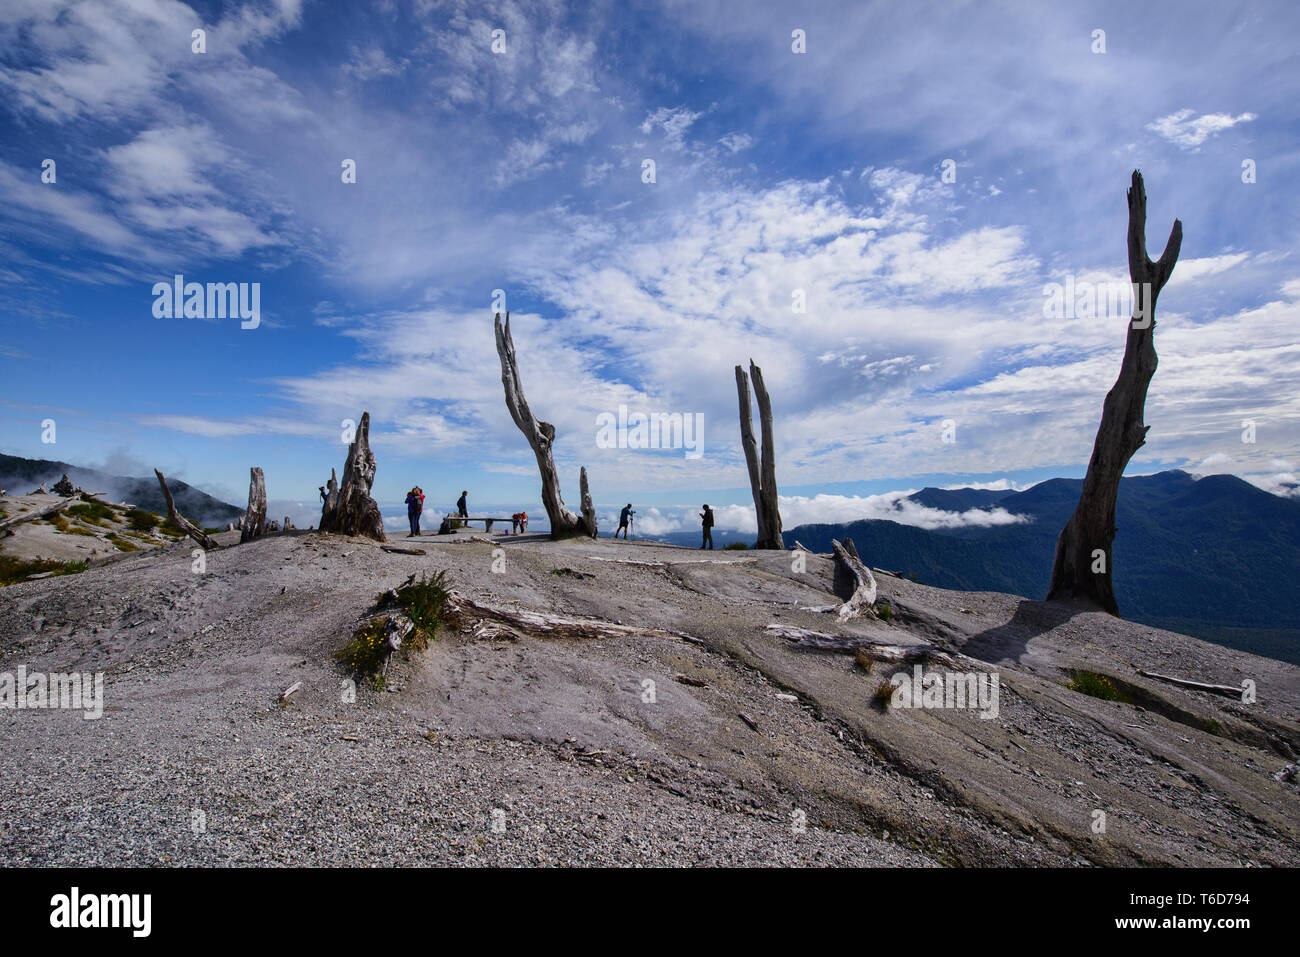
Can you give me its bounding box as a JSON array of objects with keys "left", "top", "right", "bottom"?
[{"left": 405, "top": 487, "right": 425, "bottom": 537}]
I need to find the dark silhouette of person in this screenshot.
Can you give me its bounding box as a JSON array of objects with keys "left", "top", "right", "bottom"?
[
  {"left": 457, "top": 490, "right": 468, "bottom": 518},
  {"left": 319, "top": 486, "right": 327, "bottom": 504},
  {"left": 699, "top": 504, "right": 714, "bottom": 549},
  {"left": 617, "top": 503, "right": 634, "bottom": 539}
]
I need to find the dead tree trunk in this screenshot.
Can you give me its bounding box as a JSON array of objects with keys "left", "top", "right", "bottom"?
[
  {"left": 579, "top": 466, "right": 598, "bottom": 538},
  {"left": 1047, "top": 170, "right": 1182, "bottom": 614},
  {"left": 319, "top": 411, "right": 386, "bottom": 541},
  {"left": 240, "top": 467, "right": 267, "bottom": 543},
  {"left": 736, "top": 360, "right": 783, "bottom": 548},
  {"left": 153, "top": 469, "right": 218, "bottom": 551},
  {"left": 494, "top": 312, "right": 597, "bottom": 539}
]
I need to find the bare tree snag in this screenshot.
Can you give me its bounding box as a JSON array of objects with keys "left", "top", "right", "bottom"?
[
  {"left": 1047, "top": 171, "right": 1182, "bottom": 614},
  {"left": 831, "top": 537, "right": 877, "bottom": 620},
  {"left": 736, "top": 360, "right": 783, "bottom": 548},
  {"left": 494, "top": 312, "right": 597, "bottom": 539},
  {"left": 240, "top": 467, "right": 267, "bottom": 543},
  {"left": 153, "top": 469, "right": 218, "bottom": 551},
  {"left": 579, "top": 466, "right": 598, "bottom": 538},
  {"left": 319, "top": 412, "right": 386, "bottom": 541}
]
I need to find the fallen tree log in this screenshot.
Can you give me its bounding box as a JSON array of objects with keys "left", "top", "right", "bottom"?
[
  {"left": 153, "top": 469, "right": 218, "bottom": 551},
  {"left": 445, "top": 592, "right": 700, "bottom": 644},
  {"left": 1135, "top": 669, "right": 1244, "bottom": 699},
  {"left": 380, "top": 544, "right": 426, "bottom": 555},
  {"left": 765, "top": 623, "right": 976, "bottom": 670},
  {"left": 831, "top": 537, "right": 877, "bottom": 621},
  {"left": 0, "top": 495, "right": 80, "bottom": 532}
]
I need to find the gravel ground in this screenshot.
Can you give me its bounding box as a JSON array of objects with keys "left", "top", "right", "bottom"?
[{"left": 1, "top": 528, "right": 1296, "bottom": 866}]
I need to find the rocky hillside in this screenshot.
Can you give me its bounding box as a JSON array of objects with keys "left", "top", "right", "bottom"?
[{"left": 1, "top": 527, "right": 1296, "bottom": 866}]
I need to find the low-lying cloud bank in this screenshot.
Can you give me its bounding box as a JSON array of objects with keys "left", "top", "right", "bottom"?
[{"left": 612, "top": 490, "right": 1030, "bottom": 538}]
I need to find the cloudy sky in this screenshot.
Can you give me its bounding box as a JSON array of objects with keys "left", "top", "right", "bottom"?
[{"left": 2, "top": 0, "right": 1298, "bottom": 534}]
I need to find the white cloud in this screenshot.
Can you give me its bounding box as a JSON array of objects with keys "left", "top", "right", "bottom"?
[
  {"left": 640, "top": 106, "right": 702, "bottom": 150},
  {"left": 1147, "top": 109, "right": 1257, "bottom": 149}
]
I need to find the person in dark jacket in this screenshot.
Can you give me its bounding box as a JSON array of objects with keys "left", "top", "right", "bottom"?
[
  {"left": 699, "top": 504, "right": 714, "bottom": 549},
  {"left": 616, "top": 504, "right": 634, "bottom": 539},
  {"left": 456, "top": 490, "right": 469, "bottom": 518},
  {"left": 405, "top": 487, "right": 425, "bottom": 537}
]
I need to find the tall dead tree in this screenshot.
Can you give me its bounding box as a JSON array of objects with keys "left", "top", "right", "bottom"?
[
  {"left": 494, "top": 312, "right": 597, "bottom": 539},
  {"left": 1047, "top": 170, "right": 1182, "bottom": 614},
  {"left": 240, "top": 467, "right": 267, "bottom": 543},
  {"left": 736, "top": 360, "right": 783, "bottom": 549},
  {"left": 319, "top": 411, "right": 386, "bottom": 541},
  {"left": 153, "top": 469, "right": 218, "bottom": 551}
]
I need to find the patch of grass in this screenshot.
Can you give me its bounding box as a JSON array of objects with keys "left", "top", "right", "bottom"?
[
  {"left": 0, "top": 556, "right": 88, "bottom": 586},
  {"left": 336, "top": 618, "right": 391, "bottom": 679},
  {"left": 854, "top": 647, "right": 875, "bottom": 672},
  {"left": 1066, "top": 670, "right": 1132, "bottom": 704},
  {"left": 49, "top": 513, "right": 71, "bottom": 532},
  {"left": 67, "top": 501, "right": 117, "bottom": 525},
  {"left": 159, "top": 518, "right": 185, "bottom": 537},
  {"left": 340, "top": 571, "right": 452, "bottom": 683},
  {"left": 392, "top": 570, "right": 450, "bottom": 648},
  {"left": 722, "top": 541, "right": 750, "bottom": 550},
  {"left": 877, "top": 601, "right": 893, "bottom": 622},
  {"left": 66, "top": 525, "right": 98, "bottom": 537},
  {"left": 127, "top": 510, "right": 160, "bottom": 533},
  {"left": 872, "top": 678, "right": 897, "bottom": 711},
  {"left": 105, "top": 533, "right": 138, "bottom": 552}
]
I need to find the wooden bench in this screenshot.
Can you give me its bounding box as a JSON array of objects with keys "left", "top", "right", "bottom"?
[{"left": 441, "top": 515, "right": 526, "bottom": 533}]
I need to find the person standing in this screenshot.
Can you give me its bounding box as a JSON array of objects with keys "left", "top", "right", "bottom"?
[
  {"left": 456, "top": 490, "right": 469, "bottom": 518},
  {"left": 405, "top": 487, "right": 425, "bottom": 537},
  {"left": 699, "top": 504, "right": 714, "bottom": 549},
  {"left": 616, "top": 504, "right": 635, "bottom": 540}
]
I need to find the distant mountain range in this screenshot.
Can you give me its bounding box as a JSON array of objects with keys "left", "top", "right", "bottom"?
[
  {"left": 0, "top": 453, "right": 243, "bottom": 526},
  {"left": 782, "top": 470, "right": 1300, "bottom": 665}
]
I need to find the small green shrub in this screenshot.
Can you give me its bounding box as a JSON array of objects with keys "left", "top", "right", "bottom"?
[
  {"left": 159, "top": 518, "right": 185, "bottom": 537},
  {"left": 127, "top": 510, "right": 160, "bottom": 532},
  {"left": 1066, "top": 670, "right": 1132, "bottom": 703},
  {"left": 877, "top": 601, "right": 893, "bottom": 622},
  {"left": 392, "top": 570, "right": 450, "bottom": 648},
  {"left": 67, "top": 501, "right": 117, "bottom": 525},
  {"left": 336, "top": 618, "right": 391, "bottom": 678}
]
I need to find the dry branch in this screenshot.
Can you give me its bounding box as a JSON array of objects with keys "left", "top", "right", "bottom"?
[
  {"left": 153, "top": 469, "right": 218, "bottom": 551},
  {"left": 445, "top": 592, "right": 700, "bottom": 644},
  {"left": 494, "top": 312, "right": 597, "bottom": 539},
  {"left": 1135, "top": 669, "right": 1243, "bottom": 698},
  {"left": 0, "top": 495, "right": 80, "bottom": 532}
]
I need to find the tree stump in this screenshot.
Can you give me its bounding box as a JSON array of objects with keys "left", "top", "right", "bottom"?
[
  {"left": 1047, "top": 170, "right": 1182, "bottom": 614},
  {"left": 736, "top": 360, "right": 783, "bottom": 548},
  {"left": 319, "top": 411, "right": 386, "bottom": 541},
  {"left": 240, "top": 467, "right": 267, "bottom": 543}
]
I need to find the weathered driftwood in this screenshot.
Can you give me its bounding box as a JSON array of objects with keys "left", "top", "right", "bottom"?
[
  {"left": 831, "top": 537, "right": 877, "bottom": 620},
  {"left": 1135, "top": 669, "right": 1243, "bottom": 698},
  {"left": 153, "top": 469, "right": 218, "bottom": 551},
  {"left": 380, "top": 544, "right": 426, "bottom": 555},
  {"left": 240, "top": 467, "right": 267, "bottom": 543},
  {"left": 445, "top": 592, "right": 699, "bottom": 643},
  {"left": 579, "top": 466, "right": 598, "bottom": 539},
  {"left": 1048, "top": 171, "right": 1182, "bottom": 615},
  {"left": 494, "top": 312, "right": 597, "bottom": 539},
  {"left": 0, "top": 495, "right": 80, "bottom": 531},
  {"left": 735, "top": 360, "right": 783, "bottom": 548},
  {"left": 319, "top": 411, "right": 386, "bottom": 541},
  {"left": 765, "top": 623, "right": 974, "bottom": 670}
]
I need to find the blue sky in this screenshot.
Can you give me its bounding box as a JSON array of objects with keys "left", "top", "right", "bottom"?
[{"left": 2, "top": 0, "right": 1298, "bottom": 535}]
